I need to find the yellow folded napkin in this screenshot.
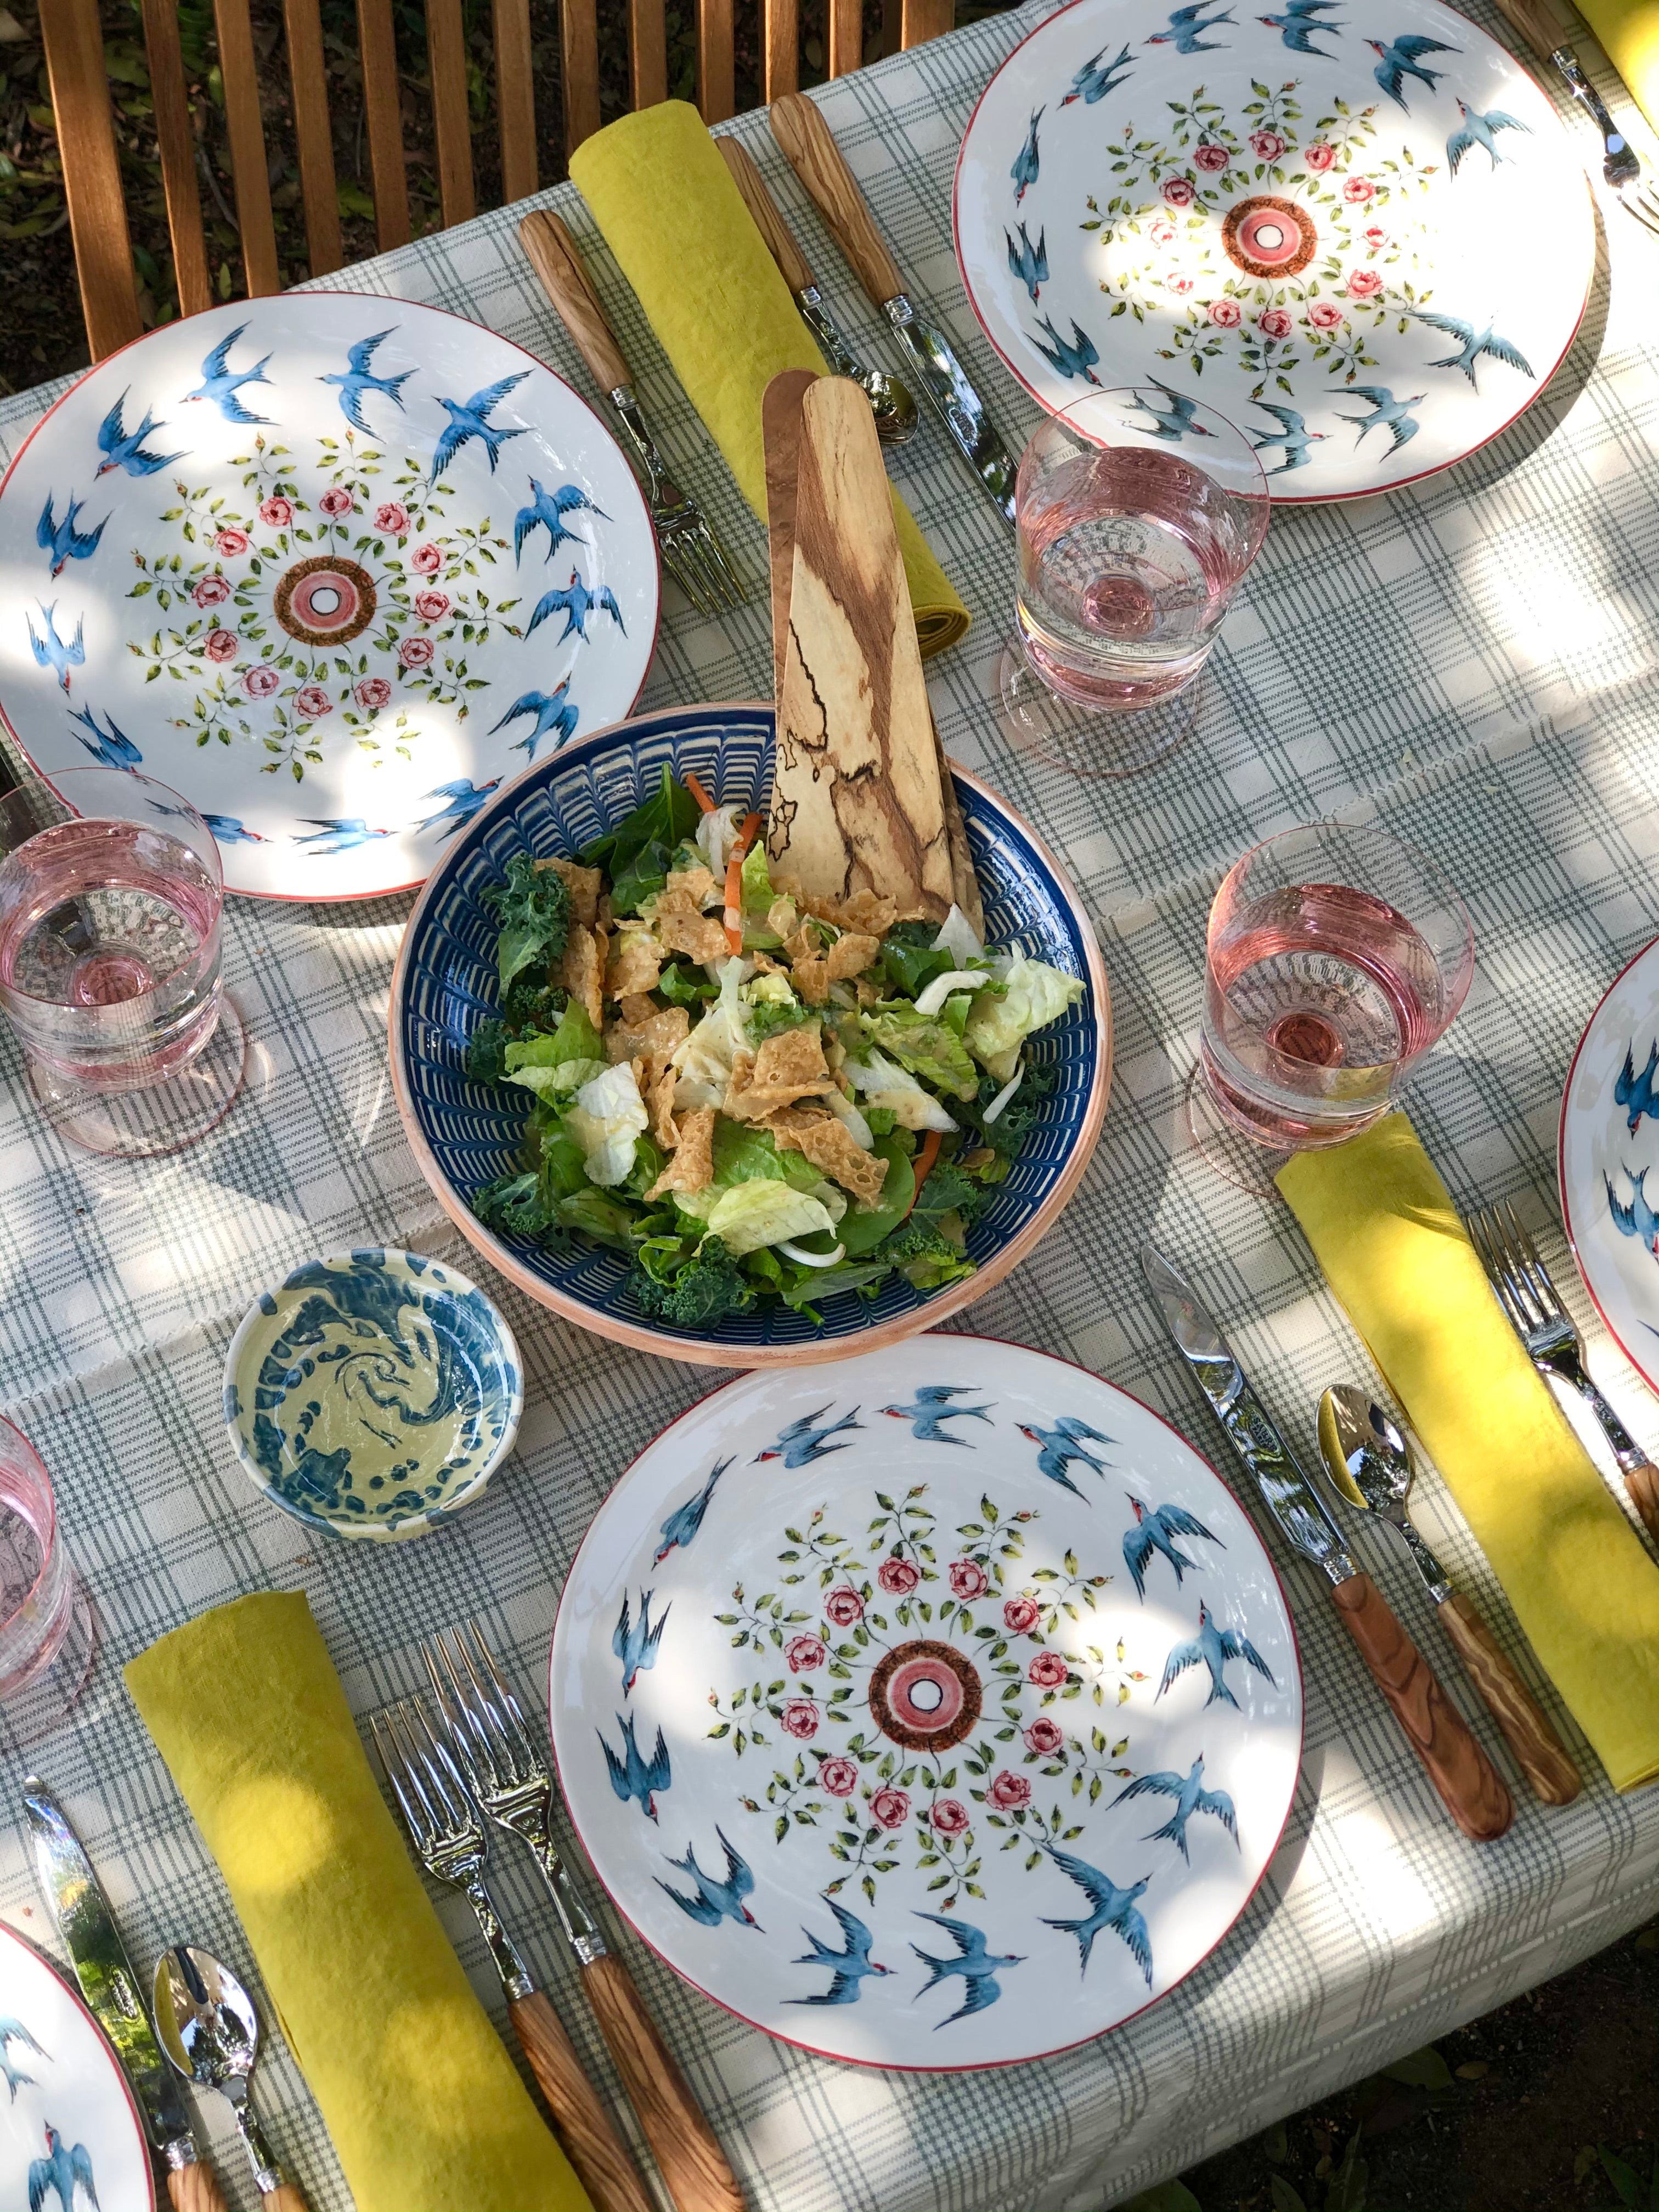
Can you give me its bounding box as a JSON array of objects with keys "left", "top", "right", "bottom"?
[
  {"left": 126, "top": 1592, "right": 588, "bottom": 2212},
  {"left": 1575, "top": 0, "right": 1659, "bottom": 137},
  {"left": 568, "top": 100, "right": 970, "bottom": 658},
  {"left": 1277, "top": 1113, "right": 1659, "bottom": 1791}
]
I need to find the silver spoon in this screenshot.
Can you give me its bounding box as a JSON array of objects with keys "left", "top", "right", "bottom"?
[{"left": 153, "top": 1945, "right": 306, "bottom": 2210}]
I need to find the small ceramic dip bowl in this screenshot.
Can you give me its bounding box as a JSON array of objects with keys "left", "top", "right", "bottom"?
[{"left": 223, "top": 1248, "right": 522, "bottom": 1541}]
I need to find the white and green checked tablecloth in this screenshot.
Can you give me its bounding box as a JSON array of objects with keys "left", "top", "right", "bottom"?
[{"left": 4, "top": 4, "right": 1659, "bottom": 2205}]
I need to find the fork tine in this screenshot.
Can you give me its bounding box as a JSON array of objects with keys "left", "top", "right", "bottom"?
[
  {"left": 663, "top": 543, "right": 715, "bottom": 619},
  {"left": 421, "top": 1639, "right": 489, "bottom": 1787},
  {"left": 461, "top": 1618, "right": 539, "bottom": 1765},
  {"left": 1500, "top": 1200, "right": 1562, "bottom": 1321},
  {"left": 701, "top": 529, "right": 746, "bottom": 608},
  {"left": 670, "top": 529, "right": 725, "bottom": 617},
  {"left": 443, "top": 1624, "right": 524, "bottom": 1784},
  {"left": 1489, "top": 1203, "right": 1546, "bottom": 1329},
  {"left": 407, "top": 1697, "right": 478, "bottom": 1832},
  {"left": 1468, "top": 1208, "right": 1523, "bottom": 1331},
  {"left": 372, "top": 1709, "right": 432, "bottom": 1848}
]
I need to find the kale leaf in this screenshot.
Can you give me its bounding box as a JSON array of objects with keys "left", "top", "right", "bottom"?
[
  {"left": 629, "top": 1234, "right": 757, "bottom": 1329},
  {"left": 481, "top": 853, "right": 571, "bottom": 995}
]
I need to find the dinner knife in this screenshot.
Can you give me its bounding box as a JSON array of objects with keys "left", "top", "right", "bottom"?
[
  {"left": 23, "top": 1778, "right": 228, "bottom": 2212},
  {"left": 1139, "top": 1251, "right": 1515, "bottom": 1843},
  {"left": 770, "top": 92, "right": 1018, "bottom": 526}
]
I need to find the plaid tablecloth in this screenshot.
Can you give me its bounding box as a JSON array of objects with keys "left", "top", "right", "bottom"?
[{"left": 3, "top": 6, "right": 1659, "bottom": 2207}]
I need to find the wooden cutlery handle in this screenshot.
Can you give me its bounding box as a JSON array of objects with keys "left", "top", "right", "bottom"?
[
  {"left": 582, "top": 1951, "right": 747, "bottom": 2212},
  {"left": 1486, "top": 0, "right": 1571, "bottom": 60},
  {"left": 719, "top": 138, "right": 815, "bottom": 297},
  {"left": 1330, "top": 1573, "right": 1514, "bottom": 1841},
  {"left": 1624, "top": 1459, "right": 1659, "bottom": 1549},
  {"left": 1438, "top": 1592, "right": 1582, "bottom": 1806},
  {"left": 167, "top": 2160, "right": 229, "bottom": 2212},
  {"left": 509, "top": 1989, "right": 655, "bottom": 2212},
  {"left": 259, "top": 2187, "right": 309, "bottom": 2212},
  {"left": 519, "top": 211, "right": 632, "bottom": 396},
  {"left": 770, "top": 94, "right": 903, "bottom": 307}
]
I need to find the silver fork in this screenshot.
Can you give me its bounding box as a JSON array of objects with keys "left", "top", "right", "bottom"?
[
  {"left": 1468, "top": 1199, "right": 1659, "bottom": 1545},
  {"left": 1489, "top": 0, "right": 1659, "bottom": 235},
  {"left": 426, "top": 1623, "right": 745, "bottom": 2212},
  {"left": 520, "top": 210, "right": 746, "bottom": 618},
  {"left": 372, "top": 1701, "right": 653, "bottom": 2212}
]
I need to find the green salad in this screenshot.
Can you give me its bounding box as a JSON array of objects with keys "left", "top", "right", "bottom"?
[{"left": 465, "top": 768, "right": 1085, "bottom": 1328}]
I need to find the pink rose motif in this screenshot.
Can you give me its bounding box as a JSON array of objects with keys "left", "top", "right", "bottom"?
[
  {"left": 1165, "top": 270, "right": 1195, "bottom": 297},
  {"left": 413, "top": 589, "right": 451, "bottom": 623},
  {"left": 1194, "top": 141, "right": 1229, "bottom": 172},
  {"left": 1161, "top": 174, "right": 1196, "bottom": 208},
  {"left": 318, "top": 486, "right": 355, "bottom": 517},
  {"left": 1346, "top": 267, "right": 1383, "bottom": 300},
  {"left": 1307, "top": 301, "right": 1345, "bottom": 330},
  {"left": 1257, "top": 307, "right": 1294, "bottom": 339},
  {"left": 410, "top": 541, "right": 443, "bottom": 575},
  {"left": 258, "top": 495, "right": 292, "bottom": 528},
  {"left": 1207, "top": 298, "right": 1242, "bottom": 329},
  {"left": 1028, "top": 1649, "right": 1069, "bottom": 1689},
  {"left": 819, "top": 1758, "right": 859, "bottom": 1798},
  {"left": 213, "top": 527, "right": 249, "bottom": 557},
  {"left": 1250, "top": 128, "right": 1288, "bottom": 161},
  {"left": 398, "top": 635, "right": 436, "bottom": 669},
  {"left": 1363, "top": 224, "right": 1388, "bottom": 250},
  {"left": 204, "top": 628, "right": 239, "bottom": 663},
  {"left": 1023, "top": 1717, "right": 1065, "bottom": 1757},
  {"left": 877, "top": 1557, "right": 919, "bottom": 1595},
  {"left": 988, "top": 1769, "right": 1032, "bottom": 1811},
  {"left": 242, "top": 664, "right": 280, "bottom": 699},
  {"left": 1002, "top": 1594, "right": 1041, "bottom": 1635},
  {"left": 948, "top": 1559, "right": 989, "bottom": 1601},
  {"left": 823, "top": 1585, "right": 865, "bottom": 1628},
  {"left": 785, "top": 1633, "right": 826, "bottom": 1674},
  {"left": 1342, "top": 175, "right": 1375, "bottom": 204},
  {"left": 375, "top": 501, "right": 410, "bottom": 535},
  {"left": 294, "top": 683, "right": 333, "bottom": 720},
  {"left": 1149, "top": 216, "right": 1177, "bottom": 247},
  {"left": 781, "top": 1700, "right": 819, "bottom": 1740},
  {"left": 928, "top": 1799, "right": 970, "bottom": 1837},
  {"left": 191, "top": 574, "right": 231, "bottom": 608},
  {"left": 1304, "top": 140, "right": 1336, "bottom": 171},
  {"left": 869, "top": 1786, "right": 910, "bottom": 1831},
  {"left": 355, "top": 676, "right": 392, "bottom": 710}
]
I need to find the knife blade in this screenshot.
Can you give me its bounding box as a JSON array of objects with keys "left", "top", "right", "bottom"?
[
  {"left": 1138, "top": 1249, "right": 1515, "bottom": 1844},
  {"left": 884, "top": 301, "right": 1017, "bottom": 525},
  {"left": 23, "top": 1778, "right": 225, "bottom": 2209}
]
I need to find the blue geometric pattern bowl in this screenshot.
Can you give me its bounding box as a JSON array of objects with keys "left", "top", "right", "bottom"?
[
  {"left": 223, "top": 1248, "right": 523, "bottom": 1541},
  {"left": 390, "top": 703, "right": 1111, "bottom": 1367}
]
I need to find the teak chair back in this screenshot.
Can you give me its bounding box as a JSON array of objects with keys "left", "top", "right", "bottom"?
[{"left": 41, "top": 0, "right": 956, "bottom": 368}]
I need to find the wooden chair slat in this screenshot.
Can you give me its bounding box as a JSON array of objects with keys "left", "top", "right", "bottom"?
[
  {"left": 283, "top": 0, "right": 343, "bottom": 274},
  {"left": 213, "top": 0, "right": 282, "bottom": 296},
  {"left": 629, "top": 0, "right": 669, "bottom": 109},
  {"left": 427, "top": 0, "right": 477, "bottom": 228},
  {"left": 357, "top": 0, "right": 413, "bottom": 250},
  {"left": 698, "top": 0, "right": 736, "bottom": 122},
  {"left": 827, "top": 0, "right": 863, "bottom": 76},
  {"left": 138, "top": 0, "right": 213, "bottom": 319},
  {"left": 763, "top": 0, "right": 799, "bottom": 101},
  {"left": 40, "top": 0, "right": 141, "bottom": 360},
  {"left": 562, "top": 0, "right": 603, "bottom": 155},
  {"left": 900, "top": 0, "right": 953, "bottom": 46},
  {"left": 492, "top": 0, "right": 541, "bottom": 198}
]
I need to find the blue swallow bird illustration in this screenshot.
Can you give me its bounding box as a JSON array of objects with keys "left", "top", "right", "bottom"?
[
  {"left": 415, "top": 776, "right": 503, "bottom": 840},
  {"left": 0, "top": 2017, "right": 46, "bottom": 2103},
  {"left": 1030, "top": 314, "right": 1102, "bottom": 385},
  {"left": 319, "top": 328, "right": 415, "bottom": 432},
  {"left": 94, "top": 389, "right": 186, "bottom": 478},
  {"left": 1012, "top": 106, "right": 1044, "bottom": 201},
  {"left": 1366, "top": 32, "right": 1458, "bottom": 108},
  {"left": 182, "top": 320, "right": 274, "bottom": 424},
  {"left": 1060, "top": 40, "right": 1135, "bottom": 105},
  {"left": 489, "top": 681, "right": 579, "bottom": 763},
  {"left": 27, "top": 2124, "right": 98, "bottom": 2212},
  {"left": 1617, "top": 1042, "right": 1659, "bottom": 1133},
  {"left": 1606, "top": 1165, "right": 1659, "bottom": 1254},
  {"left": 1158, "top": 1598, "right": 1276, "bottom": 1708},
  {"left": 1256, "top": 0, "right": 1342, "bottom": 53},
  {"left": 203, "top": 814, "right": 270, "bottom": 844},
  {"left": 1017, "top": 1416, "right": 1111, "bottom": 1497},
  {"left": 653, "top": 1455, "right": 734, "bottom": 1563},
  {"left": 1412, "top": 309, "right": 1534, "bottom": 387},
  {"left": 600, "top": 1710, "right": 672, "bottom": 1820},
  {"left": 788, "top": 1898, "right": 893, "bottom": 2005},
  {"left": 1251, "top": 402, "right": 1330, "bottom": 475},
  {"left": 1446, "top": 98, "right": 1530, "bottom": 174},
  {"left": 1122, "top": 1493, "right": 1221, "bottom": 1600},
  {"left": 911, "top": 1913, "right": 1024, "bottom": 2025},
  {"left": 657, "top": 1826, "right": 763, "bottom": 1929},
  {"left": 1125, "top": 381, "right": 1215, "bottom": 440},
  {"left": 525, "top": 571, "right": 627, "bottom": 644},
  {"left": 295, "top": 818, "right": 395, "bottom": 855},
  {"left": 514, "top": 478, "right": 611, "bottom": 565},
  {"left": 430, "top": 371, "right": 532, "bottom": 482},
  {"left": 1115, "top": 1752, "right": 1239, "bottom": 1863},
  {"left": 37, "top": 494, "right": 108, "bottom": 578},
  {"left": 28, "top": 605, "right": 84, "bottom": 693},
  {"left": 1146, "top": 2, "right": 1235, "bottom": 51},
  {"left": 753, "top": 1404, "right": 863, "bottom": 1468},
  {"left": 1005, "top": 221, "right": 1049, "bottom": 304},
  {"left": 878, "top": 1385, "right": 995, "bottom": 1445},
  {"left": 1336, "top": 384, "right": 1425, "bottom": 457},
  {"left": 67, "top": 703, "right": 142, "bottom": 769},
  {"left": 614, "top": 1587, "right": 670, "bottom": 1695},
  {"left": 1040, "top": 1844, "right": 1153, "bottom": 1983}
]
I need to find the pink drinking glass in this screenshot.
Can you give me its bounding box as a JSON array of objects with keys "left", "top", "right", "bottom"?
[{"left": 0, "top": 1418, "right": 94, "bottom": 1743}]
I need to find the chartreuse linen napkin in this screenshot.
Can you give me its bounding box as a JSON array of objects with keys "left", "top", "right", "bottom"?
[
  {"left": 1575, "top": 0, "right": 1659, "bottom": 136},
  {"left": 126, "top": 1592, "right": 589, "bottom": 2212},
  {"left": 568, "top": 100, "right": 969, "bottom": 657},
  {"left": 1278, "top": 1114, "right": 1659, "bottom": 1792}
]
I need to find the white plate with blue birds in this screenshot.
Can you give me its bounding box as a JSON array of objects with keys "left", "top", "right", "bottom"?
[
  {"left": 952, "top": 0, "right": 1593, "bottom": 501},
  {"left": 0, "top": 295, "right": 658, "bottom": 899},
  {"left": 549, "top": 1335, "right": 1302, "bottom": 2067},
  {"left": 0, "top": 1923, "right": 155, "bottom": 2212}
]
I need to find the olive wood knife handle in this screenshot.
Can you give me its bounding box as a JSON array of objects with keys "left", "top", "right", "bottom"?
[
  {"left": 260, "top": 2187, "right": 308, "bottom": 2212},
  {"left": 1438, "top": 1591, "right": 1582, "bottom": 1805},
  {"left": 770, "top": 94, "right": 903, "bottom": 307},
  {"left": 582, "top": 1950, "right": 747, "bottom": 2212},
  {"left": 718, "top": 138, "right": 815, "bottom": 297},
  {"left": 1486, "top": 0, "right": 1571, "bottom": 60},
  {"left": 1330, "top": 1573, "right": 1514, "bottom": 1841},
  {"left": 508, "top": 1989, "right": 655, "bottom": 2212},
  {"left": 167, "top": 2161, "right": 229, "bottom": 2212},
  {"left": 1624, "top": 1459, "right": 1659, "bottom": 1549},
  {"left": 519, "top": 211, "right": 631, "bottom": 396}
]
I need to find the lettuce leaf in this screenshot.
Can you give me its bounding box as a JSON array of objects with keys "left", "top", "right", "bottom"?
[
  {"left": 578, "top": 763, "right": 702, "bottom": 876},
  {"left": 565, "top": 1061, "right": 648, "bottom": 1186},
  {"left": 860, "top": 1005, "right": 981, "bottom": 1101},
  {"left": 504, "top": 1003, "right": 607, "bottom": 1101},
  {"left": 699, "top": 1178, "right": 839, "bottom": 1256},
  {"left": 963, "top": 954, "right": 1085, "bottom": 1081}
]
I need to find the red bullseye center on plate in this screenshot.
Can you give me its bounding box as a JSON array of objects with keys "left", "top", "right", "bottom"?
[
  {"left": 1222, "top": 195, "right": 1317, "bottom": 279},
  {"left": 274, "top": 555, "right": 377, "bottom": 644},
  {"left": 292, "top": 569, "right": 359, "bottom": 629},
  {"left": 868, "top": 1638, "right": 983, "bottom": 1749}
]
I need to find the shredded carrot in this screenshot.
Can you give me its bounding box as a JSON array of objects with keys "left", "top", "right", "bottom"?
[
  {"left": 898, "top": 1130, "right": 944, "bottom": 1220},
  {"left": 723, "top": 811, "right": 764, "bottom": 953},
  {"left": 685, "top": 770, "right": 716, "bottom": 814}
]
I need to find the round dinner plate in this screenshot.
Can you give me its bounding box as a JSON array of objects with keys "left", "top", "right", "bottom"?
[
  {"left": 0, "top": 295, "right": 659, "bottom": 899},
  {"left": 953, "top": 0, "right": 1593, "bottom": 500},
  {"left": 0, "top": 1923, "right": 155, "bottom": 2212},
  {"left": 550, "top": 1338, "right": 1302, "bottom": 2068}
]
